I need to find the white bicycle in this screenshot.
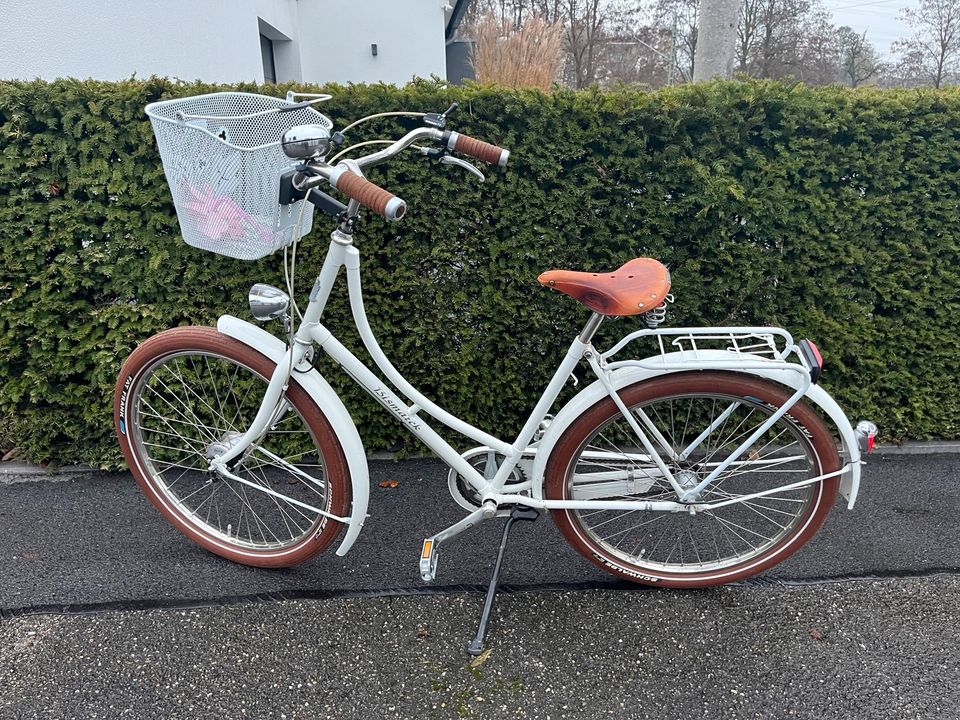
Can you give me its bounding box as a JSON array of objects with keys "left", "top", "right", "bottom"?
[{"left": 116, "top": 92, "right": 876, "bottom": 650}]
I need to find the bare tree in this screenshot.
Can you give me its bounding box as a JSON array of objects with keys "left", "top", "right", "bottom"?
[
  {"left": 885, "top": 46, "right": 929, "bottom": 86},
  {"left": 893, "top": 0, "right": 960, "bottom": 87},
  {"left": 563, "top": 0, "right": 608, "bottom": 87},
  {"left": 731, "top": 0, "right": 860, "bottom": 83},
  {"left": 737, "top": 0, "right": 821, "bottom": 77},
  {"left": 737, "top": 0, "right": 761, "bottom": 73},
  {"left": 796, "top": 12, "right": 845, "bottom": 84},
  {"left": 653, "top": 0, "right": 699, "bottom": 80},
  {"left": 590, "top": 2, "right": 674, "bottom": 86},
  {"left": 837, "top": 26, "right": 881, "bottom": 86}
]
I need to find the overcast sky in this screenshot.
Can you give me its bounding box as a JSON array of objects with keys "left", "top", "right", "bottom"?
[{"left": 824, "top": 0, "right": 919, "bottom": 57}]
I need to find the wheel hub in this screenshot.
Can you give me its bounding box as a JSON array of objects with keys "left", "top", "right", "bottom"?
[
  {"left": 675, "top": 469, "right": 700, "bottom": 489},
  {"left": 205, "top": 431, "right": 244, "bottom": 462}
]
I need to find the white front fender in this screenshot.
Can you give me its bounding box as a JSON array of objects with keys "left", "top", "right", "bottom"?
[
  {"left": 531, "top": 350, "right": 862, "bottom": 509},
  {"left": 217, "top": 315, "right": 369, "bottom": 556}
]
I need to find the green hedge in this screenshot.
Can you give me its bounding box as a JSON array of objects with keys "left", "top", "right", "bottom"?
[{"left": 1, "top": 77, "right": 957, "bottom": 467}]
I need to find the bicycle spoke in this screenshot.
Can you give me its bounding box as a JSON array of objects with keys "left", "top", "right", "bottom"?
[
  {"left": 139, "top": 410, "right": 225, "bottom": 438},
  {"left": 148, "top": 373, "right": 221, "bottom": 444},
  {"left": 170, "top": 357, "right": 230, "bottom": 429}
]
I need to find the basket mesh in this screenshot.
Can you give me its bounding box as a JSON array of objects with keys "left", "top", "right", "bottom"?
[{"left": 146, "top": 92, "right": 332, "bottom": 260}]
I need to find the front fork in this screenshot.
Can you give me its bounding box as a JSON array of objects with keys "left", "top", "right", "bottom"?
[
  {"left": 204, "top": 338, "right": 353, "bottom": 526},
  {"left": 206, "top": 341, "right": 305, "bottom": 473},
  {"left": 210, "top": 230, "right": 354, "bottom": 474}
]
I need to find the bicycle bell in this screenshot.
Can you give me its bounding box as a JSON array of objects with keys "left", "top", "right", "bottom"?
[{"left": 281, "top": 124, "right": 331, "bottom": 159}]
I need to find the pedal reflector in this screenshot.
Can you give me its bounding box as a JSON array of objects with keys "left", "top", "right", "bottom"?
[{"left": 420, "top": 538, "right": 439, "bottom": 582}]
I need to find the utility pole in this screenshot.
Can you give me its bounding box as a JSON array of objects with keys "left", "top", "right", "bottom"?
[{"left": 692, "top": 0, "right": 741, "bottom": 80}]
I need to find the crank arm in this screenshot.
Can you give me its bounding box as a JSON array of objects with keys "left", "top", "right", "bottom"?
[{"left": 420, "top": 505, "right": 491, "bottom": 581}]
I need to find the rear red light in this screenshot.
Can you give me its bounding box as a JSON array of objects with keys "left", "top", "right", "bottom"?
[
  {"left": 798, "top": 339, "right": 823, "bottom": 383},
  {"left": 855, "top": 421, "right": 878, "bottom": 453}
]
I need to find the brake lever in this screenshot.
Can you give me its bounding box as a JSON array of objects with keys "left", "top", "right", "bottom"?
[{"left": 440, "top": 155, "right": 485, "bottom": 182}]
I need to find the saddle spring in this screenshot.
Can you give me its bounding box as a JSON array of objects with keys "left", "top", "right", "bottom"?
[{"left": 642, "top": 294, "right": 674, "bottom": 328}]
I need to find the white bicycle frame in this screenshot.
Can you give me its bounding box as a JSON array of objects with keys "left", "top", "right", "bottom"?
[{"left": 207, "top": 226, "right": 866, "bottom": 566}]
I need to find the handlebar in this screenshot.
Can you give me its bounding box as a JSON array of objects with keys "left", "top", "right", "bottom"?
[
  {"left": 353, "top": 127, "right": 444, "bottom": 169},
  {"left": 444, "top": 131, "right": 510, "bottom": 167},
  {"left": 329, "top": 166, "right": 406, "bottom": 221},
  {"left": 297, "top": 161, "right": 406, "bottom": 221},
  {"left": 297, "top": 122, "right": 510, "bottom": 221}
]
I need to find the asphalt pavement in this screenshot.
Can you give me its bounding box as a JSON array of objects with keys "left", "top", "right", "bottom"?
[
  {"left": 2, "top": 578, "right": 959, "bottom": 719},
  {"left": 1, "top": 453, "right": 959, "bottom": 719}
]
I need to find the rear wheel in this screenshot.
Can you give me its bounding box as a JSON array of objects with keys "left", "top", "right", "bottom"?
[
  {"left": 544, "top": 372, "right": 840, "bottom": 587},
  {"left": 115, "top": 326, "right": 351, "bottom": 568}
]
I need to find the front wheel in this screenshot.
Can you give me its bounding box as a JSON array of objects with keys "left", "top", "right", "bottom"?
[
  {"left": 115, "top": 326, "right": 351, "bottom": 568},
  {"left": 544, "top": 372, "right": 840, "bottom": 587}
]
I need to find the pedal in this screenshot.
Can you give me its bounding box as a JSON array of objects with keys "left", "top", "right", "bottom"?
[{"left": 420, "top": 538, "right": 438, "bottom": 582}]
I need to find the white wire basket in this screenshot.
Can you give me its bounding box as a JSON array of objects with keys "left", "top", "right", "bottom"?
[{"left": 146, "top": 92, "right": 333, "bottom": 260}]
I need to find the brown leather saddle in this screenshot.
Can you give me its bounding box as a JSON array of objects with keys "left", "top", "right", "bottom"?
[{"left": 538, "top": 258, "right": 671, "bottom": 316}]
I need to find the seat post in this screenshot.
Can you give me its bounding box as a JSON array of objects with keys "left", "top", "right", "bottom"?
[{"left": 578, "top": 312, "right": 604, "bottom": 343}]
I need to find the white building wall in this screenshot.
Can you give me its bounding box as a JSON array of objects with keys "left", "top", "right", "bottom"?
[
  {"left": 296, "top": 0, "right": 447, "bottom": 85},
  {"left": 0, "top": 0, "right": 266, "bottom": 83},
  {"left": 0, "top": 0, "right": 447, "bottom": 85},
  {"left": 257, "top": 0, "right": 303, "bottom": 81}
]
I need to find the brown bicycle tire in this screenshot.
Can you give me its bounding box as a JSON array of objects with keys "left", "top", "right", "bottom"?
[
  {"left": 544, "top": 371, "right": 840, "bottom": 588},
  {"left": 114, "top": 326, "right": 351, "bottom": 568}
]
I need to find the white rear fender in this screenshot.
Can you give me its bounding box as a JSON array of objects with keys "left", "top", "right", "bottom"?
[
  {"left": 217, "top": 315, "right": 369, "bottom": 555},
  {"left": 530, "top": 350, "right": 862, "bottom": 509}
]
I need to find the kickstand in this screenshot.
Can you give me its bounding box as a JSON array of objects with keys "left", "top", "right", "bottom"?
[{"left": 466, "top": 506, "right": 540, "bottom": 656}]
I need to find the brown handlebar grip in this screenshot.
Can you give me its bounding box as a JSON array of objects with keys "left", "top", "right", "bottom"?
[
  {"left": 449, "top": 132, "right": 510, "bottom": 166},
  {"left": 330, "top": 168, "right": 406, "bottom": 221}
]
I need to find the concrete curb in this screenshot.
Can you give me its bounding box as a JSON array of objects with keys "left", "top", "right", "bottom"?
[{"left": 0, "top": 462, "right": 93, "bottom": 477}]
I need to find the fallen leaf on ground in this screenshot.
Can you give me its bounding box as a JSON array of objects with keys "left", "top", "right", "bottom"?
[
  {"left": 417, "top": 625, "right": 431, "bottom": 639},
  {"left": 467, "top": 648, "right": 493, "bottom": 670},
  {"left": 808, "top": 628, "right": 824, "bottom": 641},
  {"left": 2, "top": 448, "right": 20, "bottom": 462},
  {"left": 378, "top": 479, "right": 399, "bottom": 488}
]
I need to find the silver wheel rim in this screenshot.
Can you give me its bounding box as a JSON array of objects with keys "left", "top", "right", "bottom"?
[
  {"left": 566, "top": 392, "right": 821, "bottom": 576},
  {"left": 129, "top": 350, "right": 330, "bottom": 552}
]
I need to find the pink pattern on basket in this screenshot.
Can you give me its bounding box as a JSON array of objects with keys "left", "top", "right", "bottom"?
[{"left": 181, "top": 182, "right": 273, "bottom": 244}]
